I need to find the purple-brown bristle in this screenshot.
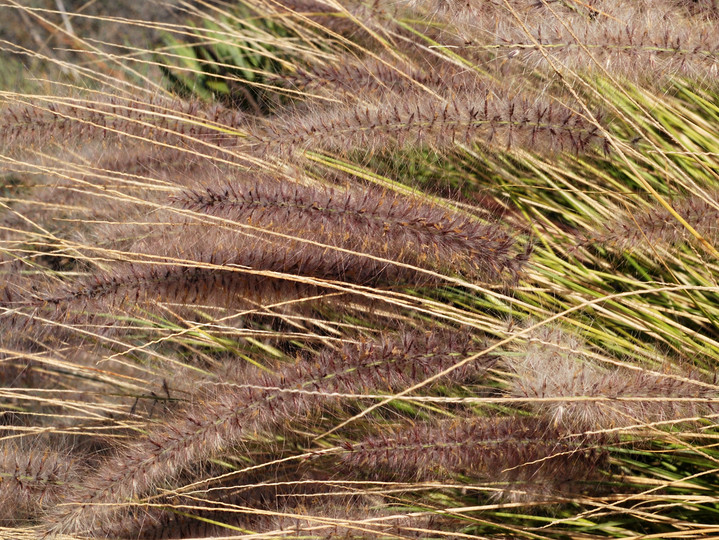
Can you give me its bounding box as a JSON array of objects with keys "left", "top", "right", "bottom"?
[
  {"left": 175, "top": 181, "right": 530, "bottom": 283},
  {"left": 341, "top": 416, "right": 607, "bottom": 502},
  {"left": 591, "top": 190, "right": 719, "bottom": 251},
  {"left": 506, "top": 324, "right": 719, "bottom": 431},
  {"left": 0, "top": 442, "right": 79, "bottom": 525},
  {"left": 47, "top": 329, "right": 487, "bottom": 536},
  {"left": 248, "top": 88, "right": 607, "bottom": 156}
]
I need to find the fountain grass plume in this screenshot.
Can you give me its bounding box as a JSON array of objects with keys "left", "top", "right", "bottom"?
[
  {"left": 506, "top": 324, "right": 719, "bottom": 432},
  {"left": 47, "top": 329, "right": 487, "bottom": 536},
  {"left": 396, "top": 0, "right": 719, "bottom": 85},
  {"left": 175, "top": 180, "right": 530, "bottom": 283},
  {"left": 592, "top": 190, "right": 719, "bottom": 251},
  {"left": 104, "top": 464, "right": 437, "bottom": 539},
  {"left": 0, "top": 441, "right": 79, "bottom": 525},
  {"left": 249, "top": 86, "right": 608, "bottom": 156},
  {"left": 0, "top": 94, "right": 245, "bottom": 155},
  {"left": 2, "top": 223, "right": 439, "bottom": 336},
  {"left": 341, "top": 416, "right": 608, "bottom": 503},
  {"left": 275, "top": 54, "right": 483, "bottom": 101}
]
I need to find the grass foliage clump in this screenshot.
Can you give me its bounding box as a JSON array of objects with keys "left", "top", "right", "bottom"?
[{"left": 1, "top": 0, "right": 719, "bottom": 538}]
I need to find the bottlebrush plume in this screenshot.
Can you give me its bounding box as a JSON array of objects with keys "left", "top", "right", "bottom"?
[
  {"left": 393, "top": 1, "right": 718, "bottom": 84},
  {"left": 591, "top": 190, "right": 719, "bottom": 251},
  {"left": 5, "top": 221, "right": 427, "bottom": 327},
  {"left": 0, "top": 243, "right": 331, "bottom": 351},
  {"left": 505, "top": 324, "right": 719, "bottom": 431},
  {"left": 42, "top": 258, "right": 326, "bottom": 312},
  {"left": 341, "top": 416, "right": 607, "bottom": 502},
  {"left": 474, "top": 2, "right": 719, "bottom": 83},
  {"left": 118, "top": 496, "right": 435, "bottom": 539},
  {"left": 0, "top": 442, "right": 79, "bottom": 525},
  {"left": 103, "top": 467, "right": 310, "bottom": 538},
  {"left": 175, "top": 180, "right": 531, "bottom": 283},
  {"left": 583, "top": 0, "right": 718, "bottom": 19},
  {"left": 106, "top": 465, "right": 436, "bottom": 539},
  {"left": 47, "top": 329, "right": 487, "bottom": 536},
  {"left": 398, "top": 0, "right": 548, "bottom": 32},
  {"left": 7, "top": 212, "right": 504, "bottom": 349},
  {"left": 249, "top": 87, "right": 607, "bottom": 156},
  {"left": 0, "top": 94, "right": 245, "bottom": 155},
  {"left": 89, "top": 142, "right": 231, "bottom": 188},
  {"left": 0, "top": 166, "right": 152, "bottom": 254}
]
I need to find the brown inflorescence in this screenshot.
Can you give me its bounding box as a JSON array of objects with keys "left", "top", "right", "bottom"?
[
  {"left": 47, "top": 329, "right": 487, "bottom": 536},
  {"left": 506, "top": 324, "right": 718, "bottom": 432},
  {"left": 341, "top": 416, "right": 607, "bottom": 502}
]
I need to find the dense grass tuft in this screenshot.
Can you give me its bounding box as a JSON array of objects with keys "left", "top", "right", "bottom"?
[{"left": 1, "top": 0, "right": 718, "bottom": 538}]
